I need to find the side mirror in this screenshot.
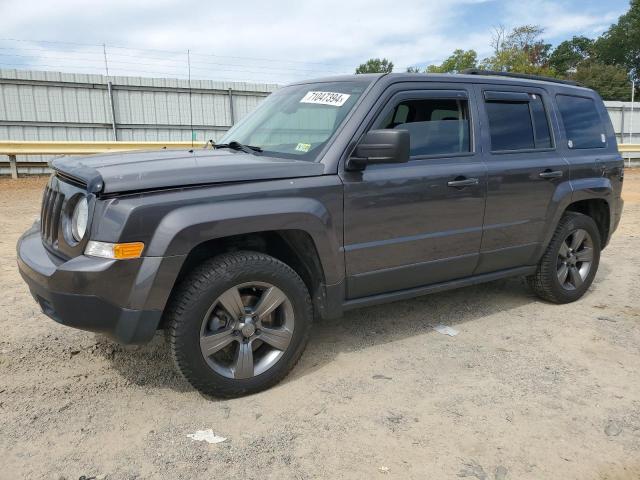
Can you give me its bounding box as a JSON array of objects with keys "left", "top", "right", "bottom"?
[{"left": 347, "top": 129, "right": 410, "bottom": 170}]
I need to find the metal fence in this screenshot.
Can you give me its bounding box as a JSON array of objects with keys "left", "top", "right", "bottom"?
[
  {"left": 1, "top": 69, "right": 639, "bottom": 175},
  {"left": 604, "top": 101, "right": 640, "bottom": 146},
  {"left": 0, "top": 68, "right": 277, "bottom": 175}
]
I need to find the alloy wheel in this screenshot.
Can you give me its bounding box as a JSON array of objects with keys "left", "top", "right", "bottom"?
[
  {"left": 556, "top": 228, "right": 593, "bottom": 290},
  {"left": 199, "top": 282, "right": 295, "bottom": 379}
]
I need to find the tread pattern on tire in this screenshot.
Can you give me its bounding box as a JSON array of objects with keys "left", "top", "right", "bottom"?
[
  {"left": 166, "top": 250, "right": 313, "bottom": 397},
  {"left": 527, "top": 212, "right": 600, "bottom": 304}
]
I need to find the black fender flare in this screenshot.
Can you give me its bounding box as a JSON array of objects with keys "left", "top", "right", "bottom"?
[
  {"left": 145, "top": 196, "right": 344, "bottom": 286},
  {"left": 533, "top": 177, "right": 612, "bottom": 261}
]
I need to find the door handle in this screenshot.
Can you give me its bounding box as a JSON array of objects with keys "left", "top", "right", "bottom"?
[
  {"left": 447, "top": 177, "right": 479, "bottom": 187},
  {"left": 539, "top": 169, "right": 563, "bottom": 179}
]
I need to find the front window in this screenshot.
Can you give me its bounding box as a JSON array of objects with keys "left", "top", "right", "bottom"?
[
  {"left": 376, "top": 98, "right": 471, "bottom": 157},
  {"left": 219, "top": 81, "right": 370, "bottom": 161}
]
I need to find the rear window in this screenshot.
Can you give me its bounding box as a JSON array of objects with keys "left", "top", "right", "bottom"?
[
  {"left": 485, "top": 93, "right": 552, "bottom": 152},
  {"left": 556, "top": 95, "right": 606, "bottom": 149}
]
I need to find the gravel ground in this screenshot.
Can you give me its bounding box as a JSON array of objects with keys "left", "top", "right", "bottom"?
[{"left": 1, "top": 172, "right": 639, "bottom": 480}]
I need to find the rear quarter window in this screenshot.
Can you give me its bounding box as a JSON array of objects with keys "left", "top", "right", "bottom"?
[{"left": 556, "top": 94, "right": 606, "bottom": 149}]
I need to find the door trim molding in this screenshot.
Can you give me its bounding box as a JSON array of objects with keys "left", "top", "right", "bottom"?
[{"left": 343, "top": 265, "right": 536, "bottom": 310}]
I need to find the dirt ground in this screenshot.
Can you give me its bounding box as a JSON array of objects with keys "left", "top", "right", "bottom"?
[{"left": 1, "top": 172, "right": 639, "bottom": 480}]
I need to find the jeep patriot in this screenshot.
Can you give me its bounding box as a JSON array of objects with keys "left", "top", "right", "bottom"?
[{"left": 17, "top": 71, "right": 624, "bottom": 397}]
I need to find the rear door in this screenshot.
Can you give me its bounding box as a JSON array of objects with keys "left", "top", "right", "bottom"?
[
  {"left": 340, "top": 83, "right": 487, "bottom": 298},
  {"left": 474, "top": 84, "right": 569, "bottom": 273}
]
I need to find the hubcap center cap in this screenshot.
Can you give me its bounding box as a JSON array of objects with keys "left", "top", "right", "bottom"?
[{"left": 240, "top": 315, "right": 256, "bottom": 338}]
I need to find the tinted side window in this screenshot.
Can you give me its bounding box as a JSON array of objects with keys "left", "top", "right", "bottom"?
[
  {"left": 530, "top": 95, "right": 552, "bottom": 148},
  {"left": 556, "top": 94, "right": 606, "bottom": 149},
  {"left": 485, "top": 93, "right": 553, "bottom": 152},
  {"left": 486, "top": 101, "right": 534, "bottom": 151},
  {"left": 378, "top": 99, "right": 470, "bottom": 157}
]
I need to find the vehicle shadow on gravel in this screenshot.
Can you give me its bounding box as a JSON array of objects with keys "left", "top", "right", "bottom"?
[
  {"left": 94, "top": 332, "right": 194, "bottom": 393},
  {"left": 287, "top": 274, "right": 601, "bottom": 383},
  {"left": 101, "top": 271, "right": 608, "bottom": 396}
]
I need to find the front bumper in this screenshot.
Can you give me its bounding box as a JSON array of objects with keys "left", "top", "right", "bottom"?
[{"left": 17, "top": 223, "right": 184, "bottom": 344}]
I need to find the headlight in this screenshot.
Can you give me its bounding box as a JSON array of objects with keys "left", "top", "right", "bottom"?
[{"left": 71, "top": 196, "right": 88, "bottom": 242}]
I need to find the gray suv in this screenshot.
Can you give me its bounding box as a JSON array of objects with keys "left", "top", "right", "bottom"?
[{"left": 17, "top": 71, "right": 624, "bottom": 397}]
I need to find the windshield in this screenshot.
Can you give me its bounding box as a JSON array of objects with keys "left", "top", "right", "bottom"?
[{"left": 218, "top": 81, "right": 370, "bottom": 161}]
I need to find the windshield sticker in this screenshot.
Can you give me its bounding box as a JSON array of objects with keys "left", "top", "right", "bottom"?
[
  {"left": 300, "top": 91, "right": 351, "bottom": 107},
  {"left": 295, "top": 143, "right": 311, "bottom": 152}
]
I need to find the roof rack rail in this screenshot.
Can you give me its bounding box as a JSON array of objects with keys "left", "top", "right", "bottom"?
[{"left": 460, "top": 69, "right": 582, "bottom": 87}]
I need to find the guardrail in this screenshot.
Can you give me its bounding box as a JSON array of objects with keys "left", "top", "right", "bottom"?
[
  {"left": 616, "top": 144, "right": 640, "bottom": 168},
  {"left": 1, "top": 141, "right": 640, "bottom": 180},
  {"left": 0, "top": 140, "right": 200, "bottom": 179},
  {"left": 619, "top": 144, "right": 640, "bottom": 153}
]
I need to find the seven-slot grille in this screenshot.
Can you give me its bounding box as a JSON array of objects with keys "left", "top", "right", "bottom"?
[{"left": 40, "top": 183, "right": 65, "bottom": 246}]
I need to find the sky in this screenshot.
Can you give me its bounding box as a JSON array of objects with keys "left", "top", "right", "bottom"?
[{"left": 0, "top": 0, "right": 631, "bottom": 84}]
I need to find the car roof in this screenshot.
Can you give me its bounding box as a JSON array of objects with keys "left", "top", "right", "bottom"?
[{"left": 292, "top": 72, "right": 595, "bottom": 94}]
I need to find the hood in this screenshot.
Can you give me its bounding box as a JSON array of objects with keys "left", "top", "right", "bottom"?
[{"left": 51, "top": 148, "right": 325, "bottom": 194}]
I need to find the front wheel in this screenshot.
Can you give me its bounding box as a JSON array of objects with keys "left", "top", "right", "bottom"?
[
  {"left": 528, "top": 212, "right": 601, "bottom": 304},
  {"left": 167, "top": 251, "right": 313, "bottom": 397}
]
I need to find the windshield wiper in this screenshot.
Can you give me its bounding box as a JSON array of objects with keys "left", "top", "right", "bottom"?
[{"left": 213, "top": 140, "right": 262, "bottom": 154}]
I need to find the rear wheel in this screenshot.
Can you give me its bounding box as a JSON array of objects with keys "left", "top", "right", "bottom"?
[
  {"left": 167, "top": 251, "right": 312, "bottom": 397},
  {"left": 528, "top": 212, "right": 601, "bottom": 304}
]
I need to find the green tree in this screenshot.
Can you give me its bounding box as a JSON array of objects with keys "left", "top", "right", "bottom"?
[
  {"left": 425, "top": 49, "right": 478, "bottom": 73},
  {"left": 482, "top": 25, "right": 554, "bottom": 75},
  {"left": 355, "top": 58, "right": 394, "bottom": 74},
  {"left": 593, "top": 0, "right": 640, "bottom": 79},
  {"left": 549, "top": 36, "right": 594, "bottom": 74},
  {"left": 574, "top": 62, "right": 632, "bottom": 100}
]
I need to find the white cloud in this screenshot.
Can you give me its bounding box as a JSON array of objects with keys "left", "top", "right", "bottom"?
[
  {"left": 0, "top": 0, "right": 626, "bottom": 83},
  {"left": 501, "top": 0, "right": 621, "bottom": 39}
]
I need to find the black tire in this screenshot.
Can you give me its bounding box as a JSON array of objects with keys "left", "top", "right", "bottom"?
[
  {"left": 527, "top": 212, "right": 601, "bottom": 304},
  {"left": 166, "top": 251, "right": 313, "bottom": 397}
]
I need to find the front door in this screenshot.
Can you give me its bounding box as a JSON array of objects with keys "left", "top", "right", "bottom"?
[{"left": 340, "top": 85, "right": 487, "bottom": 299}]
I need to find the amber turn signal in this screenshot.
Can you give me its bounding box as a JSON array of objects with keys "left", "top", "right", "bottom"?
[
  {"left": 113, "top": 242, "right": 145, "bottom": 259},
  {"left": 85, "top": 240, "right": 145, "bottom": 259}
]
